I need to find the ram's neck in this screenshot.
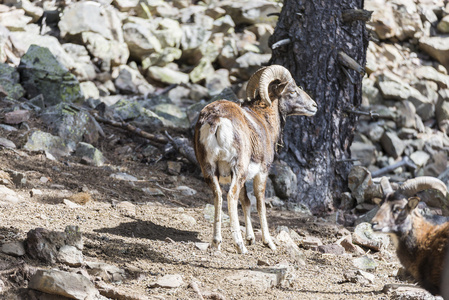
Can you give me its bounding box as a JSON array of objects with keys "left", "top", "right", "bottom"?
[{"left": 395, "top": 213, "right": 432, "bottom": 278}]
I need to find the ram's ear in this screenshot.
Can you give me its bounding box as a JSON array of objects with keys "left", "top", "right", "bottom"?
[
  {"left": 373, "top": 197, "right": 382, "bottom": 206},
  {"left": 407, "top": 197, "right": 420, "bottom": 211},
  {"left": 276, "top": 81, "right": 290, "bottom": 95}
]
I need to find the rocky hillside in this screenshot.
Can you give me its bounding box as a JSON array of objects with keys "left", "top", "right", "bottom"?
[{"left": 1, "top": 0, "right": 449, "bottom": 299}]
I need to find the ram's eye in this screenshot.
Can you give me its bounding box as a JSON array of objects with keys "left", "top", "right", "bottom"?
[
  {"left": 392, "top": 206, "right": 402, "bottom": 214},
  {"left": 290, "top": 91, "right": 296, "bottom": 95}
]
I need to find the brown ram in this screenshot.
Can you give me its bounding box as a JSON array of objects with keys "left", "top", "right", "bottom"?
[
  {"left": 194, "top": 65, "right": 317, "bottom": 253},
  {"left": 371, "top": 176, "right": 449, "bottom": 295}
]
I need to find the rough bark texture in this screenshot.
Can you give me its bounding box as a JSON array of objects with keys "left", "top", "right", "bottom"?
[{"left": 270, "top": 0, "right": 369, "bottom": 214}]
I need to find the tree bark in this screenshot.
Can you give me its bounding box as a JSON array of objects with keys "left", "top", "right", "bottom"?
[{"left": 269, "top": 0, "right": 369, "bottom": 214}]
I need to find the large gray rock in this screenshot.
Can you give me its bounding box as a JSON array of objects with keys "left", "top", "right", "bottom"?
[
  {"left": 146, "top": 66, "right": 189, "bottom": 85},
  {"left": 29, "top": 269, "right": 98, "bottom": 300},
  {"left": 380, "top": 131, "right": 406, "bottom": 158},
  {"left": 419, "top": 36, "right": 449, "bottom": 70},
  {"left": 189, "top": 59, "right": 215, "bottom": 84},
  {"left": 24, "top": 130, "right": 73, "bottom": 158},
  {"left": 350, "top": 142, "right": 377, "bottom": 167},
  {"left": 436, "top": 89, "right": 449, "bottom": 134},
  {"left": 0, "top": 185, "right": 22, "bottom": 204},
  {"left": 233, "top": 52, "right": 271, "bottom": 80},
  {"left": 123, "top": 22, "right": 161, "bottom": 59},
  {"left": 0, "top": 9, "right": 32, "bottom": 31},
  {"left": 82, "top": 32, "right": 130, "bottom": 71},
  {"left": 142, "top": 47, "right": 182, "bottom": 68},
  {"left": 152, "top": 103, "right": 190, "bottom": 129},
  {"left": 1, "top": 241, "right": 26, "bottom": 257},
  {"left": 75, "top": 142, "right": 106, "bottom": 167},
  {"left": 391, "top": 0, "right": 423, "bottom": 41},
  {"left": 352, "top": 222, "right": 389, "bottom": 251},
  {"left": 9, "top": 31, "right": 76, "bottom": 70},
  {"left": 269, "top": 160, "right": 297, "bottom": 200},
  {"left": 153, "top": 18, "right": 183, "bottom": 48},
  {"left": 19, "top": 45, "right": 84, "bottom": 106},
  {"left": 348, "top": 166, "right": 373, "bottom": 204},
  {"left": 365, "top": 0, "right": 397, "bottom": 40},
  {"left": 225, "top": 267, "right": 289, "bottom": 292},
  {"left": 57, "top": 245, "right": 84, "bottom": 267},
  {"left": 62, "top": 43, "right": 97, "bottom": 81},
  {"left": 40, "top": 104, "right": 100, "bottom": 146},
  {"left": 415, "top": 66, "right": 449, "bottom": 89},
  {"left": 59, "top": 1, "right": 117, "bottom": 41},
  {"left": 113, "top": 65, "right": 155, "bottom": 95},
  {"left": 0, "top": 63, "right": 25, "bottom": 99},
  {"left": 221, "top": 1, "right": 281, "bottom": 26}
]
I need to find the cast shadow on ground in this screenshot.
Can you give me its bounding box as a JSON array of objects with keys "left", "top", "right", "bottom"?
[{"left": 93, "top": 216, "right": 201, "bottom": 242}]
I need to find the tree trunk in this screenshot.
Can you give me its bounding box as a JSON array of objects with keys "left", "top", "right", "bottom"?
[{"left": 269, "top": 0, "right": 369, "bottom": 214}]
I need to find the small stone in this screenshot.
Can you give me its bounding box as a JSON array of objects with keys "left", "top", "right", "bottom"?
[
  {"left": 176, "top": 186, "right": 197, "bottom": 196},
  {"left": 179, "top": 214, "right": 196, "bottom": 226},
  {"left": 353, "top": 256, "right": 378, "bottom": 271},
  {"left": 86, "top": 261, "right": 125, "bottom": 283},
  {"left": 0, "top": 185, "right": 22, "bottom": 204},
  {"left": 0, "top": 137, "right": 16, "bottom": 149},
  {"left": 167, "top": 161, "right": 182, "bottom": 175},
  {"left": 57, "top": 245, "right": 83, "bottom": 267},
  {"left": 1, "top": 241, "right": 26, "bottom": 256},
  {"left": 142, "top": 187, "right": 164, "bottom": 196},
  {"left": 116, "top": 201, "right": 135, "bottom": 217},
  {"left": 299, "top": 236, "right": 323, "bottom": 250},
  {"left": 150, "top": 274, "right": 184, "bottom": 288},
  {"left": 257, "top": 259, "right": 270, "bottom": 266},
  {"left": 194, "top": 242, "right": 209, "bottom": 251},
  {"left": 4, "top": 110, "right": 30, "bottom": 124},
  {"left": 317, "top": 244, "right": 345, "bottom": 255},
  {"left": 63, "top": 199, "right": 82, "bottom": 208},
  {"left": 276, "top": 231, "right": 305, "bottom": 266},
  {"left": 30, "top": 189, "right": 43, "bottom": 196},
  {"left": 110, "top": 172, "right": 138, "bottom": 181}
]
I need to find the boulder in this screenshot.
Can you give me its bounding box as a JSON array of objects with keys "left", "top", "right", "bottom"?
[
  {"left": 29, "top": 269, "right": 98, "bottom": 299},
  {"left": 59, "top": 1, "right": 117, "bottom": 41},
  {"left": 0, "top": 63, "right": 25, "bottom": 99},
  {"left": 19, "top": 45, "right": 84, "bottom": 106},
  {"left": 419, "top": 36, "right": 449, "bottom": 70}
]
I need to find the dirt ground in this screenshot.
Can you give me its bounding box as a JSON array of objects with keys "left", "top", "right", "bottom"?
[{"left": 0, "top": 117, "right": 416, "bottom": 299}]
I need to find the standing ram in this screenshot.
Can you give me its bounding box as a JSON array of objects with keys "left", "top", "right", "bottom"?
[
  {"left": 194, "top": 65, "right": 317, "bottom": 254},
  {"left": 371, "top": 176, "right": 449, "bottom": 295}
]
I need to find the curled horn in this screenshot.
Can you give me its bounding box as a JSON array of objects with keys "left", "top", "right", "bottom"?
[
  {"left": 398, "top": 176, "right": 448, "bottom": 197},
  {"left": 246, "top": 67, "right": 267, "bottom": 100},
  {"left": 259, "top": 65, "right": 294, "bottom": 106},
  {"left": 380, "top": 177, "right": 394, "bottom": 196}
]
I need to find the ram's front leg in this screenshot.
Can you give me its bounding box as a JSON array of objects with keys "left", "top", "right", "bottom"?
[
  {"left": 228, "top": 176, "right": 247, "bottom": 254},
  {"left": 206, "top": 176, "right": 223, "bottom": 250},
  {"left": 254, "top": 173, "right": 276, "bottom": 251}
]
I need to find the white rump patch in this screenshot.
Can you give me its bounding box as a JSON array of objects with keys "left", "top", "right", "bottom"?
[{"left": 199, "top": 118, "right": 237, "bottom": 178}]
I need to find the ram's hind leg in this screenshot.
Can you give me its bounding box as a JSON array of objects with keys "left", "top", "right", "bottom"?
[
  {"left": 228, "top": 175, "right": 247, "bottom": 254},
  {"left": 205, "top": 176, "right": 223, "bottom": 250},
  {"left": 239, "top": 185, "right": 255, "bottom": 246},
  {"left": 254, "top": 173, "right": 276, "bottom": 251}
]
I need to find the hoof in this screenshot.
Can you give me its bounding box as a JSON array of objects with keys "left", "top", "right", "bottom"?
[
  {"left": 264, "top": 240, "right": 276, "bottom": 251},
  {"left": 246, "top": 236, "right": 255, "bottom": 245},
  {"left": 236, "top": 245, "right": 248, "bottom": 254},
  {"left": 212, "top": 238, "right": 222, "bottom": 250}
]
